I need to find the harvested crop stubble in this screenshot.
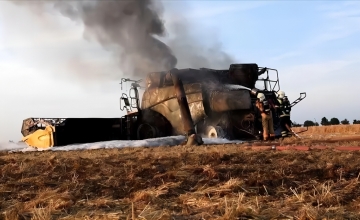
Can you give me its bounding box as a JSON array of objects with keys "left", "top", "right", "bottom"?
[
  {"left": 1, "top": 143, "right": 360, "bottom": 219},
  {"left": 292, "top": 124, "right": 360, "bottom": 135}
]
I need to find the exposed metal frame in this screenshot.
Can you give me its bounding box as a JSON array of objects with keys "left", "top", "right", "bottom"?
[
  {"left": 119, "top": 78, "right": 144, "bottom": 112},
  {"left": 257, "top": 67, "right": 280, "bottom": 92},
  {"left": 290, "top": 92, "right": 307, "bottom": 107}
]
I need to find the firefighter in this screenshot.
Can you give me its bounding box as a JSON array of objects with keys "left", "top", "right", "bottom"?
[
  {"left": 255, "top": 93, "right": 275, "bottom": 141},
  {"left": 276, "top": 91, "right": 292, "bottom": 138}
]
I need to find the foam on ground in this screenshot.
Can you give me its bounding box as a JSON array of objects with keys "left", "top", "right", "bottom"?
[
  {"left": 2, "top": 136, "right": 243, "bottom": 153},
  {"left": 0, "top": 142, "right": 27, "bottom": 151}
]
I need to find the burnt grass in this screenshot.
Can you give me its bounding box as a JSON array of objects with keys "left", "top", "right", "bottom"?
[{"left": 1, "top": 144, "right": 360, "bottom": 219}]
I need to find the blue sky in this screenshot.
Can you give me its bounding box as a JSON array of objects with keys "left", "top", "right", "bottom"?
[
  {"left": 0, "top": 1, "right": 360, "bottom": 141},
  {"left": 174, "top": 0, "right": 360, "bottom": 124}
]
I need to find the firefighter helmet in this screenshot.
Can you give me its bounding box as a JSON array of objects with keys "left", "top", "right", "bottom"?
[
  {"left": 257, "top": 93, "right": 266, "bottom": 102},
  {"left": 277, "top": 91, "right": 285, "bottom": 99}
]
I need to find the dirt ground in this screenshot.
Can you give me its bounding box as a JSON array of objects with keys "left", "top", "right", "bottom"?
[{"left": 2, "top": 125, "right": 360, "bottom": 220}]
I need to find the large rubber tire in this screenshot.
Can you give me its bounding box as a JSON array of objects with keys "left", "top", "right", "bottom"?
[
  {"left": 204, "top": 126, "right": 225, "bottom": 138},
  {"left": 137, "top": 123, "right": 158, "bottom": 140}
]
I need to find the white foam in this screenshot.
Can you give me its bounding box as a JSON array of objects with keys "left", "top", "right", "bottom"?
[
  {"left": 0, "top": 141, "right": 27, "bottom": 151},
  {"left": 3, "top": 136, "right": 243, "bottom": 153}
]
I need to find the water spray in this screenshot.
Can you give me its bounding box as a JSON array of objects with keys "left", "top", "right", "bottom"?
[{"left": 224, "top": 84, "right": 252, "bottom": 91}]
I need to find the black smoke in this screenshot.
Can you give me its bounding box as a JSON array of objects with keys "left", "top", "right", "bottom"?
[
  {"left": 53, "top": 0, "right": 177, "bottom": 77},
  {"left": 9, "top": 0, "right": 235, "bottom": 79}
]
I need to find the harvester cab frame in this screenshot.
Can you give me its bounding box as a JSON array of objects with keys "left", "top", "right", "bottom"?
[
  {"left": 256, "top": 67, "right": 280, "bottom": 92},
  {"left": 255, "top": 67, "right": 307, "bottom": 107}
]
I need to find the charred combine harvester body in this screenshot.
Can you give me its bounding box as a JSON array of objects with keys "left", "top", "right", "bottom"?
[
  {"left": 142, "top": 64, "right": 271, "bottom": 140},
  {"left": 21, "top": 63, "right": 306, "bottom": 149}
]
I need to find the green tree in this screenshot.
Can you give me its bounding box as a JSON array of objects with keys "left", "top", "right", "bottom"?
[
  {"left": 330, "top": 117, "right": 340, "bottom": 125},
  {"left": 292, "top": 121, "right": 302, "bottom": 127},
  {"left": 354, "top": 120, "right": 360, "bottom": 124},
  {"left": 304, "top": 120, "right": 315, "bottom": 127},
  {"left": 341, "top": 119, "right": 350, "bottom": 125},
  {"left": 321, "top": 117, "right": 329, "bottom": 126}
]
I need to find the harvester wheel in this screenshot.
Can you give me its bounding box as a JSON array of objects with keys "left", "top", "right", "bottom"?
[
  {"left": 137, "top": 123, "right": 158, "bottom": 140},
  {"left": 204, "top": 126, "right": 225, "bottom": 138}
]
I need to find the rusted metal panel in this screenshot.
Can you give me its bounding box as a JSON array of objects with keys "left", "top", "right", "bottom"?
[
  {"left": 142, "top": 80, "right": 206, "bottom": 135},
  {"left": 209, "top": 90, "right": 252, "bottom": 112},
  {"left": 142, "top": 83, "right": 203, "bottom": 108},
  {"left": 150, "top": 101, "right": 205, "bottom": 135}
]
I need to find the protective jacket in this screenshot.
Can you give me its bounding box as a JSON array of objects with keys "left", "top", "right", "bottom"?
[
  {"left": 258, "top": 100, "right": 271, "bottom": 115},
  {"left": 277, "top": 96, "right": 291, "bottom": 117},
  {"left": 255, "top": 99, "right": 275, "bottom": 140}
]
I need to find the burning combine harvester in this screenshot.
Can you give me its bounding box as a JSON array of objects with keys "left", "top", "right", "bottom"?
[{"left": 21, "top": 63, "right": 306, "bottom": 149}]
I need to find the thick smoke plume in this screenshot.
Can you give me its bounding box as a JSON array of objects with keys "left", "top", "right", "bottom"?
[
  {"left": 9, "top": 0, "right": 235, "bottom": 79},
  {"left": 54, "top": 0, "right": 177, "bottom": 77},
  {"left": 166, "top": 21, "right": 235, "bottom": 70}
]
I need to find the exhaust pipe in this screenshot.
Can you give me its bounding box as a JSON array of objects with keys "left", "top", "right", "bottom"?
[{"left": 166, "top": 69, "right": 203, "bottom": 145}]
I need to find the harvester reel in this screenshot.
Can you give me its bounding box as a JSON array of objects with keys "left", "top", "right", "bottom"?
[
  {"left": 137, "top": 123, "right": 158, "bottom": 140},
  {"left": 204, "top": 126, "right": 225, "bottom": 138}
]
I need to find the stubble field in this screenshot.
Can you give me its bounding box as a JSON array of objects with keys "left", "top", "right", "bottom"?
[{"left": 1, "top": 125, "right": 360, "bottom": 220}]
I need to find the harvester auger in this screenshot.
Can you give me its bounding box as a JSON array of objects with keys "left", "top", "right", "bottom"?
[{"left": 21, "top": 63, "right": 307, "bottom": 149}]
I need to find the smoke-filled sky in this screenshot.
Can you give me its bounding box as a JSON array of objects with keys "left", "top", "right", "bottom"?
[{"left": 1, "top": 0, "right": 360, "bottom": 141}]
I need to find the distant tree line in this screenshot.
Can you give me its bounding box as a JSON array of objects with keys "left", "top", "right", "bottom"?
[{"left": 292, "top": 117, "right": 360, "bottom": 127}]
